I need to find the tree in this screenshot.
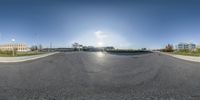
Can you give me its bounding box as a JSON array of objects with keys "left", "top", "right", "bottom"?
[
  {"left": 30, "top": 45, "right": 38, "bottom": 51},
  {"left": 164, "top": 44, "right": 174, "bottom": 52},
  {"left": 38, "top": 44, "right": 43, "bottom": 51}
]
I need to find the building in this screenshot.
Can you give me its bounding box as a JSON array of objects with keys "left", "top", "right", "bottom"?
[
  {"left": 103, "top": 46, "right": 115, "bottom": 51},
  {"left": 82, "top": 46, "right": 95, "bottom": 51},
  {"left": 177, "top": 43, "right": 196, "bottom": 50},
  {"left": 72, "top": 42, "right": 83, "bottom": 51},
  {"left": 0, "top": 43, "right": 30, "bottom": 52}
]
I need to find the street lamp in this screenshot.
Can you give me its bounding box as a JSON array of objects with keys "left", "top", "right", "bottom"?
[{"left": 11, "top": 38, "right": 15, "bottom": 56}]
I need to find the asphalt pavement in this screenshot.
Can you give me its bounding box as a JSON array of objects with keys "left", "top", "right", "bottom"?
[{"left": 0, "top": 52, "right": 200, "bottom": 100}]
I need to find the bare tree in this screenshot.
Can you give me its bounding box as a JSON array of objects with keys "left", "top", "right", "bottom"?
[
  {"left": 38, "top": 44, "right": 43, "bottom": 51},
  {"left": 164, "top": 44, "right": 174, "bottom": 52}
]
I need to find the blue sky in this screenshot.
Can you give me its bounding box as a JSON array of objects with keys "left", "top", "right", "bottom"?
[{"left": 0, "top": 0, "right": 200, "bottom": 49}]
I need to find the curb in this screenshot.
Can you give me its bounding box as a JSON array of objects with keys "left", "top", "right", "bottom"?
[
  {"left": 0, "top": 52, "right": 58, "bottom": 63},
  {"left": 159, "top": 52, "right": 200, "bottom": 63}
]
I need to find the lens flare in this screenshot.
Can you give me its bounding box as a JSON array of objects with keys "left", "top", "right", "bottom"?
[{"left": 96, "top": 52, "right": 105, "bottom": 57}]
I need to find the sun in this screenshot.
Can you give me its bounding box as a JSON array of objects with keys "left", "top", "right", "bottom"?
[{"left": 97, "top": 42, "right": 103, "bottom": 47}]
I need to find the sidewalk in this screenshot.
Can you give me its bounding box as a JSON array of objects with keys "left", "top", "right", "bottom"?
[
  {"left": 160, "top": 52, "right": 200, "bottom": 62},
  {"left": 0, "top": 52, "right": 58, "bottom": 63}
]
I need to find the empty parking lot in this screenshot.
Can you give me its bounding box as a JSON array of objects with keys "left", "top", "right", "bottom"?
[{"left": 0, "top": 52, "right": 200, "bottom": 100}]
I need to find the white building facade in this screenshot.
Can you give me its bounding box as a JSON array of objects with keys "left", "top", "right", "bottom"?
[
  {"left": 0, "top": 43, "right": 30, "bottom": 52},
  {"left": 177, "top": 43, "right": 196, "bottom": 50}
]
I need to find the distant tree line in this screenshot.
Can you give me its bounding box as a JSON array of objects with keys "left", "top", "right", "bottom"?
[{"left": 30, "top": 44, "right": 43, "bottom": 51}]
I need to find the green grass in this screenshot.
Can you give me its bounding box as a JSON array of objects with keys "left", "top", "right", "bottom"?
[
  {"left": 0, "top": 51, "right": 46, "bottom": 57},
  {"left": 170, "top": 51, "right": 200, "bottom": 57},
  {"left": 0, "top": 54, "right": 14, "bottom": 57},
  {"left": 16, "top": 52, "right": 46, "bottom": 57}
]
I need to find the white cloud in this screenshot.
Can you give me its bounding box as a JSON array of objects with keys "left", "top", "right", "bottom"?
[{"left": 94, "top": 30, "right": 107, "bottom": 39}]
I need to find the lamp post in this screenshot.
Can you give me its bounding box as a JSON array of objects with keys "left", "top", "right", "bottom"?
[{"left": 11, "top": 38, "right": 15, "bottom": 56}]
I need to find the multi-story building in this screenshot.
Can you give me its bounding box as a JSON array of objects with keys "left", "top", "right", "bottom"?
[
  {"left": 177, "top": 43, "right": 196, "bottom": 50},
  {"left": 0, "top": 43, "right": 30, "bottom": 52}
]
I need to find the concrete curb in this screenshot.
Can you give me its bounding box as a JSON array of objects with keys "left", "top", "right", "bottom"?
[
  {"left": 159, "top": 52, "right": 200, "bottom": 62},
  {"left": 0, "top": 52, "right": 58, "bottom": 63}
]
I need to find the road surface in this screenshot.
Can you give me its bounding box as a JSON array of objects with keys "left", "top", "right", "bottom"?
[{"left": 0, "top": 52, "right": 200, "bottom": 100}]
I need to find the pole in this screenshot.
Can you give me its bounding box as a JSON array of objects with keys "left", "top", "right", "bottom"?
[
  {"left": 12, "top": 38, "right": 15, "bottom": 56},
  {"left": 50, "top": 42, "right": 52, "bottom": 52},
  {"left": 12, "top": 46, "right": 14, "bottom": 56},
  {"left": 35, "top": 33, "right": 38, "bottom": 54}
]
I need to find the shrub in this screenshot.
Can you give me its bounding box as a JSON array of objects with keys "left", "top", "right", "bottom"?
[
  {"left": 0, "top": 50, "right": 17, "bottom": 56},
  {"left": 179, "top": 49, "right": 189, "bottom": 53},
  {"left": 197, "top": 48, "right": 200, "bottom": 53}
]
